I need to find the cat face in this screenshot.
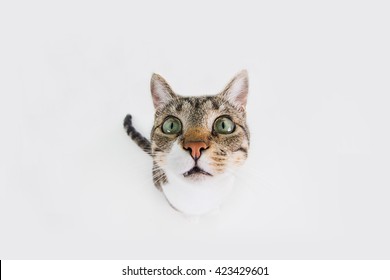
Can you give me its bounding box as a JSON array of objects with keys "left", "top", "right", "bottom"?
[{"left": 150, "top": 71, "right": 249, "bottom": 186}]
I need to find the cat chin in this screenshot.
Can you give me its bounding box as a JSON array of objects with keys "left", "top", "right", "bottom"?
[
  {"left": 164, "top": 165, "right": 215, "bottom": 182},
  {"left": 162, "top": 169, "right": 235, "bottom": 216},
  {"left": 182, "top": 166, "right": 213, "bottom": 181},
  {"left": 182, "top": 174, "right": 209, "bottom": 182}
]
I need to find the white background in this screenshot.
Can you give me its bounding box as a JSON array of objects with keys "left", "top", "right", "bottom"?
[{"left": 0, "top": 0, "right": 389, "bottom": 259}]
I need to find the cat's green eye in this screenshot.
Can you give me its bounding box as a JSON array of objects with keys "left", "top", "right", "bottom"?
[
  {"left": 162, "top": 117, "right": 182, "bottom": 134},
  {"left": 214, "top": 116, "right": 235, "bottom": 134}
]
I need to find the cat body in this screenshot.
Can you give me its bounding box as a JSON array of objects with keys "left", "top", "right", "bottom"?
[{"left": 124, "top": 70, "right": 249, "bottom": 215}]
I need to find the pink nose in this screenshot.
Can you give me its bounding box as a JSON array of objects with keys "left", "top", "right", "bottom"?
[{"left": 183, "top": 141, "right": 209, "bottom": 160}]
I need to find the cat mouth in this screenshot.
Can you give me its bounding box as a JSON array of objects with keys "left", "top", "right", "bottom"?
[{"left": 183, "top": 166, "right": 212, "bottom": 178}]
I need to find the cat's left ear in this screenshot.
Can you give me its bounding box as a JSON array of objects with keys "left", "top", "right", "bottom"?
[
  {"left": 219, "top": 70, "right": 248, "bottom": 110},
  {"left": 150, "top": 73, "right": 177, "bottom": 109}
]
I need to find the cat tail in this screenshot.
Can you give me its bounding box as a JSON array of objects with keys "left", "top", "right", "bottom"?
[{"left": 123, "top": 114, "right": 152, "bottom": 156}]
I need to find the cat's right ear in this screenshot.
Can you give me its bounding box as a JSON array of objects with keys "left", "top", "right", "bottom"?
[{"left": 150, "top": 73, "right": 176, "bottom": 109}]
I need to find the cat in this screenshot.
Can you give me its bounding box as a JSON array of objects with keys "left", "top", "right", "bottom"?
[{"left": 124, "top": 70, "right": 250, "bottom": 216}]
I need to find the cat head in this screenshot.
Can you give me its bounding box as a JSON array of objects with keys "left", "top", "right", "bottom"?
[{"left": 150, "top": 71, "right": 250, "bottom": 184}]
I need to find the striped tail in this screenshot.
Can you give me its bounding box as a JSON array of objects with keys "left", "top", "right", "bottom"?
[{"left": 123, "top": 114, "right": 152, "bottom": 156}]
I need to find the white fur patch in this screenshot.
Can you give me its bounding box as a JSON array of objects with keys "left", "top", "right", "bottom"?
[{"left": 162, "top": 170, "right": 235, "bottom": 216}]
